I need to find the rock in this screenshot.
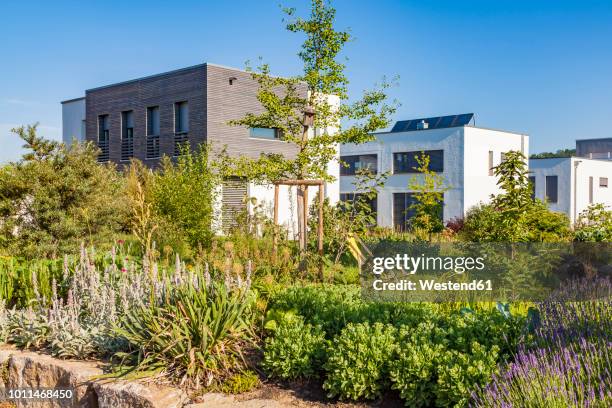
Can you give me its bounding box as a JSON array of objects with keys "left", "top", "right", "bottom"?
[
  {"left": 93, "top": 379, "right": 188, "bottom": 408},
  {"left": 185, "top": 394, "right": 281, "bottom": 408},
  {"left": 7, "top": 350, "right": 102, "bottom": 408}
]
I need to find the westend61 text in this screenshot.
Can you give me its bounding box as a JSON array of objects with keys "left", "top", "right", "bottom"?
[{"left": 372, "top": 279, "right": 493, "bottom": 291}]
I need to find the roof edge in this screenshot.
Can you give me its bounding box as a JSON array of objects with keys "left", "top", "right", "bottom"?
[{"left": 61, "top": 96, "right": 85, "bottom": 104}]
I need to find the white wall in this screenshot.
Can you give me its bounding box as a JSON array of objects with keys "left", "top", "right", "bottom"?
[
  {"left": 61, "top": 98, "right": 86, "bottom": 144},
  {"left": 463, "top": 127, "right": 528, "bottom": 214},
  {"left": 529, "top": 157, "right": 612, "bottom": 223},
  {"left": 340, "top": 125, "right": 527, "bottom": 228}
]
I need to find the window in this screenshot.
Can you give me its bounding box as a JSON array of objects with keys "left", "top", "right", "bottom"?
[
  {"left": 488, "top": 151, "right": 494, "bottom": 176},
  {"left": 146, "top": 106, "right": 160, "bottom": 159},
  {"left": 393, "top": 150, "right": 443, "bottom": 173},
  {"left": 174, "top": 102, "right": 189, "bottom": 155},
  {"left": 97, "top": 115, "right": 109, "bottom": 162},
  {"left": 340, "top": 193, "right": 378, "bottom": 223},
  {"left": 174, "top": 101, "right": 189, "bottom": 133},
  {"left": 250, "top": 127, "right": 281, "bottom": 140},
  {"left": 529, "top": 176, "right": 536, "bottom": 200},
  {"left": 340, "top": 154, "right": 378, "bottom": 176},
  {"left": 545, "top": 175, "right": 558, "bottom": 203},
  {"left": 589, "top": 177, "right": 594, "bottom": 204},
  {"left": 121, "top": 111, "right": 134, "bottom": 161},
  {"left": 393, "top": 192, "right": 441, "bottom": 232},
  {"left": 600, "top": 177, "right": 609, "bottom": 188}
]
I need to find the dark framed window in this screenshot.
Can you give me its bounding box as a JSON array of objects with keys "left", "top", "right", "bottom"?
[
  {"left": 250, "top": 127, "right": 281, "bottom": 140},
  {"left": 121, "top": 111, "right": 134, "bottom": 161},
  {"left": 488, "top": 151, "right": 494, "bottom": 176},
  {"left": 393, "top": 150, "right": 443, "bottom": 173},
  {"left": 545, "top": 175, "right": 558, "bottom": 203},
  {"left": 340, "top": 193, "right": 378, "bottom": 221},
  {"left": 589, "top": 177, "right": 594, "bottom": 204},
  {"left": 174, "top": 101, "right": 189, "bottom": 133},
  {"left": 340, "top": 154, "right": 378, "bottom": 176},
  {"left": 393, "top": 192, "right": 443, "bottom": 231},
  {"left": 97, "top": 115, "right": 109, "bottom": 162},
  {"left": 528, "top": 176, "right": 536, "bottom": 200},
  {"left": 146, "top": 106, "right": 160, "bottom": 159},
  {"left": 600, "top": 177, "right": 608, "bottom": 188},
  {"left": 174, "top": 102, "right": 189, "bottom": 155}
]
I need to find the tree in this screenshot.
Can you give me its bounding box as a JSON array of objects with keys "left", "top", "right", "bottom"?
[
  {"left": 529, "top": 149, "right": 575, "bottom": 159},
  {"left": 229, "top": 0, "right": 397, "bottom": 253},
  {"left": 407, "top": 151, "right": 450, "bottom": 239},
  {"left": 151, "top": 144, "right": 222, "bottom": 252},
  {"left": 0, "top": 124, "right": 127, "bottom": 258}
]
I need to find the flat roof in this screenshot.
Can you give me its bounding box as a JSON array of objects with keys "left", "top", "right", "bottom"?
[
  {"left": 60, "top": 96, "right": 85, "bottom": 104},
  {"left": 575, "top": 137, "right": 612, "bottom": 142},
  {"left": 373, "top": 124, "right": 527, "bottom": 137}
]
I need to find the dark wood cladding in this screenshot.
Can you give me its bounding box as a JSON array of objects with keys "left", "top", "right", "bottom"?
[
  {"left": 206, "top": 64, "right": 301, "bottom": 160},
  {"left": 85, "top": 65, "right": 207, "bottom": 167},
  {"left": 84, "top": 63, "right": 302, "bottom": 167}
]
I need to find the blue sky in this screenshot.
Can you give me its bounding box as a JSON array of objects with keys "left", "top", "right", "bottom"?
[{"left": 1, "top": 0, "right": 611, "bottom": 163}]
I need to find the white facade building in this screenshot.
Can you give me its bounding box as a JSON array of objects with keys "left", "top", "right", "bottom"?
[
  {"left": 339, "top": 114, "right": 528, "bottom": 230},
  {"left": 529, "top": 157, "right": 612, "bottom": 223},
  {"left": 61, "top": 97, "right": 86, "bottom": 144}
]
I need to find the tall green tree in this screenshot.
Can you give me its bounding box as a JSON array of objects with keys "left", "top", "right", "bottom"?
[
  {"left": 230, "top": 0, "right": 397, "bottom": 252},
  {"left": 0, "top": 124, "right": 127, "bottom": 258}
]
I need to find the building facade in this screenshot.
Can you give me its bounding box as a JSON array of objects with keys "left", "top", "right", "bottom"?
[
  {"left": 339, "top": 114, "right": 529, "bottom": 230},
  {"left": 576, "top": 138, "right": 612, "bottom": 161},
  {"left": 61, "top": 63, "right": 340, "bottom": 233},
  {"left": 529, "top": 157, "right": 612, "bottom": 223}
]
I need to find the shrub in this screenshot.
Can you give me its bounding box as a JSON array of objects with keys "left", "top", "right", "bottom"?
[
  {"left": 389, "top": 323, "right": 500, "bottom": 407},
  {"left": 0, "top": 125, "right": 127, "bottom": 258},
  {"left": 262, "top": 316, "right": 327, "bottom": 380},
  {"left": 574, "top": 203, "right": 612, "bottom": 242},
  {"left": 220, "top": 370, "right": 260, "bottom": 394},
  {"left": 322, "top": 322, "right": 397, "bottom": 401},
  {"left": 115, "top": 278, "right": 256, "bottom": 387}
]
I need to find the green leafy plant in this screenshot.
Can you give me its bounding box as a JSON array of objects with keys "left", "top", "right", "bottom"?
[
  {"left": 114, "top": 277, "right": 256, "bottom": 387},
  {"left": 0, "top": 124, "right": 127, "bottom": 258},
  {"left": 262, "top": 316, "right": 327, "bottom": 380},
  {"left": 220, "top": 370, "right": 260, "bottom": 394},
  {"left": 574, "top": 203, "right": 612, "bottom": 242},
  {"left": 322, "top": 322, "right": 397, "bottom": 401}
]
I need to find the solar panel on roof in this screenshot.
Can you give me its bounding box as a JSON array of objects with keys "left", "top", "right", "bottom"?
[{"left": 390, "top": 113, "right": 474, "bottom": 132}]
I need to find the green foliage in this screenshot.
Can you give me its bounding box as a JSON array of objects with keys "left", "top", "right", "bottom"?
[
  {"left": 229, "top": 0, "right": 397, "bottom": 184},
  {"left": 462, "top": 151, "right": 571, "bottom": 242},
  {"left": 322, "top": 322, "right": 397, "bottom": 401},
  {"left": 529, "top": 148, "right": 575, "bottom": 159},
  {"left": 151, "top": 144, "right": 222, "bottom": 251},
  {"left": 574, "top": 203, "right": 612, "bottom": 242},
  {"left": 407, "top": 151, "right": 450, "bottom": 236},
  {"left": 262, "top": 316, "right": 327, "bottom": 380},
  {"left": 219, "top": 370, "right": 260, "bottom": 394},
  {"left": 0, "top": 124, "right": 127, "bottom": 258},
  {"left": 0, "top": 257, "right": 66, "bottom": 308},
  {"left": 114, "top": 278, "right": 256, "bottom": 387}
]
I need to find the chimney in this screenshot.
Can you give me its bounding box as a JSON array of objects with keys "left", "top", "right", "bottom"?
[{"left": 417, "top": 120, "right": 429, "bottom": 130}]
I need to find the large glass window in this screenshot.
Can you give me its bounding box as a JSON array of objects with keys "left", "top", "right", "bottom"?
[
  {"left": 545, "top": 175, "right": 558, "bottom": 203},
  {"left": 174, "top": 101, "right": 189, "bottom": 133},
  {"left": 529, "top": 176, "right": 536, "bottom": 200},
  {"left": 340, "top": 154, "right": 378, "bottom": 176},
  {"left": 146, "top": 106, "right": 160, "bottom": 159},
  {"left": 174, "top": 102, "right": 189, "bottom": 155},
  {"left": 393, "top": 192, "right": 443, "bottom": 231},
  {"left": 250, "top": 127, "right": 281, "bottom": 140},
  {"left": 97, "top": 115, "right": 109, "bottom": 162},
  {"left": 340, "top": 193, "right": 378, "bottom": 220},
  {"left": 121, "top": 110, "right": 134, "bottom": 161},
  {"left": 393, "top": 150, "right": 443, "bottom": 173}
]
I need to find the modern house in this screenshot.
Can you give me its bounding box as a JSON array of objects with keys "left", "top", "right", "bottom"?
[
  {"left": 529, "top": 157, "right": 612, "bottom": 223},
  {"left": 339, "top": 114, "right": 529, "bottom": 230},
  {"left": 576, "top": 137, "right": 612, "bottom": 160},
  {"left": 61, "top": 63, "right": 340, "bottom": 233}
]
